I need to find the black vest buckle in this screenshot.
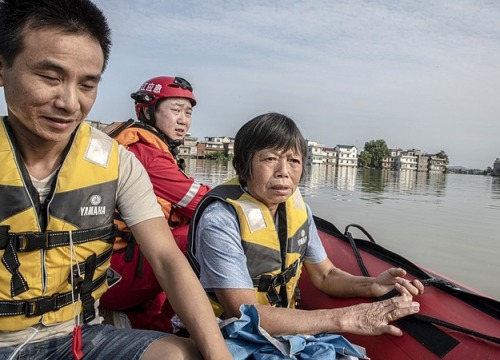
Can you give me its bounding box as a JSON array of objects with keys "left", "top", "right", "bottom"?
[
  {"left": 17, "top": 232, "right": 49, "bottom": 252},
  {"left": 25, "top": 296, "right": 57, "bottom": 317}
]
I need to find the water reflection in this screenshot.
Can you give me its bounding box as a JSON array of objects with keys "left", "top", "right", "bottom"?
[
  {"left": 185, "top": 159, "right": 235, "bottom": 186},
  {"left": 187, "top": 160, "right": 449, "bottom": 205},
  {"left": 300, "top": 165, "right": 357, "bottom": 199},
  {"left": 336, "top": 166, "right": 357, "bottom": 191},
  {"left": 491, "top": 177, "right": 500, "bottom": 209}
]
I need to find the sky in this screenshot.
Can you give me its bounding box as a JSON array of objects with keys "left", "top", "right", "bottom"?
[{"left": 1, "top": 0, "right": 499, "bottom": 169}]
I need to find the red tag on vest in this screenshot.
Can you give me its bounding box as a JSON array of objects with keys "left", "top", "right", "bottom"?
[{"left": 72, "top": 325, "right": 84, "bottom": 360}]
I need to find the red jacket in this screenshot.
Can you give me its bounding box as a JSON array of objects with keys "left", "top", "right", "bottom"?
[{"left": 110, "top": 122, "right": 210, "bottom": 250}]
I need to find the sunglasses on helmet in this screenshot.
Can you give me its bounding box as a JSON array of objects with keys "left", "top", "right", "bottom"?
[
  {"left": 130, "top": 92, "right": 154, "bottom": 103},
  {"left": 173, "top": 77, "right": 193, "bottom": 91}
]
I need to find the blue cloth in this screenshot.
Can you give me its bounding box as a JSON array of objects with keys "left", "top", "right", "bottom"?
[{"left": 220, "top": 305, "right": 367, "bottom": 360}]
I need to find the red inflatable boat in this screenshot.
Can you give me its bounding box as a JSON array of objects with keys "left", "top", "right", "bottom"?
[{"left": 299, "top": 216, "right": 500, "bottom": 360}]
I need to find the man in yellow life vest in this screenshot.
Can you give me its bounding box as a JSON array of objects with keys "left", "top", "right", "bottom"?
[{"left": 0, "top": 1, "right": 231, "bottom": 359}]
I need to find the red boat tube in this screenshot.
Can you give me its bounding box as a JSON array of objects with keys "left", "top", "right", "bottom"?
[{"left": 299, "top": 216, "right": 500, "bottom": 360}]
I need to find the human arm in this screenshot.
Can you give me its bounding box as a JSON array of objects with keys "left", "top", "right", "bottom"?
[
  {"left": 215, "top": 287, "right": 418, "bottom": 336},
  {"left": 130, "top": 218, "right": 232, "bottom": 360},
  {"left": 305, "top": 259, "right": 424, "bottom": 298},
  {"left": 116, "top": 149, "right": 231, "bottom": 359}
]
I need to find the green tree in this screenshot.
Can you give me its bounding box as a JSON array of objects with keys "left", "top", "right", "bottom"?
[
  {"left": 205, "top": 151, "right": 232, "bottom": 161},
  {"left": 358, "top": 151, "right": 372, "bottom": 168},
  {"left": 436, "top": 150, "right": 449, "bottom": 165},
  {"left": 363, "top": 139, "right": 389, "bottom": 169}
]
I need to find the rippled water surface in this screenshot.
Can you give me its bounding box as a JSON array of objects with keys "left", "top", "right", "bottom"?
[{"left": 186, "top": 159, "right": 500, "bottom": 299}]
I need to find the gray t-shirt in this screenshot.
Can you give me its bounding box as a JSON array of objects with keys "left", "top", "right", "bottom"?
[{"left": 195, "top": 200, "right": 327, "bottom": 291}]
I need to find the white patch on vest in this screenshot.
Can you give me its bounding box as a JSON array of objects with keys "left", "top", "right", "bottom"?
[
  {"left": 297, "top": 229, "right": 307, "bottom": 246},
  {"left": 85, "top": 127, "right": 113, "bottom": 167},
  {"left": 80, "top": 206, "right": 106, "bottom": 216},
  {"left": 292, "top": 188, "right": 305, "bottom": 209},
  {"left": 238, "top": 200, "right": 266, "bottom": 233}
]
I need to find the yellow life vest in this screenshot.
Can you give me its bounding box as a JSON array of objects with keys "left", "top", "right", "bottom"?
[
  {"left": 188, "top": 177, "right": 309, "bottom": 316},
  {"left": 0, "top": 118, "right": 119, "bottom": 331}
]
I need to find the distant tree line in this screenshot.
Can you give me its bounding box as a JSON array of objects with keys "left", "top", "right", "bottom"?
[
  {"left": 358, "top": 139, "right": 449, "bottom": 169},
  {"left": 204, "top": 151, "right": 233, "bottom": 161},
  {"left": 448, "top": 167, "right": 492, "bottom": 176}
]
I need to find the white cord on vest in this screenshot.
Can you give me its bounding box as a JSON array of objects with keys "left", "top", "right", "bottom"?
[
  {"left": 6, "top": 325, "right": 40, "bottom": 360},
  {"left": 69, "top": 230, "right": 82, "bottom": 326},
  {"left": 7, "top": 231, "right": 81, "bottom": 359}
]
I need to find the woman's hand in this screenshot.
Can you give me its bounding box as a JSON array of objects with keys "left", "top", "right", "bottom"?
[
  {"left": 371, "top": 268, "right": 425, "bottom": 297},
  {"left": 340, "top": 295, "right": 420, "bottom": 336}
]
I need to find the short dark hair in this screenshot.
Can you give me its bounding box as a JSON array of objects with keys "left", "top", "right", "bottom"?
[
  {"left": 232, "top": 112, "right": 307, "bottom": 184},
  {"left": 0, "top": 0, "right": 112, "bottom": 71}
]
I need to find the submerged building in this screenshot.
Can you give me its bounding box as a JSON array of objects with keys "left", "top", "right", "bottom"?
[{"left": 493, "top": 158, "right": 500, "bottom": 176}]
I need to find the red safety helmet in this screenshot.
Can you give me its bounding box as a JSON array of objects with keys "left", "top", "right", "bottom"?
[{"left": 131, "top": 76, "right": 196, "bottom": 127}]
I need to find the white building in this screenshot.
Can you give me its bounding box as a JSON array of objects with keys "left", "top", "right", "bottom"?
[
  {"left": 306, "top": 140, "right": 326, "bottom": 165},
  {"left": 335, "top": 145, "right": 358, "bottom": 167},
  {"left": 394, "top": 150, "right": 418, "bottom": 171}
]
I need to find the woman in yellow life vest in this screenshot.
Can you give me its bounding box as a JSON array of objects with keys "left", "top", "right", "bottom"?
[{"left": 188, "top": 112, "right": 425, "bottom": 357}]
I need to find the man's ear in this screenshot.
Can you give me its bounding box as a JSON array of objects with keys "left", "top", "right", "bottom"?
[{"left": 143, "top": 106, "right": 151, "bottom": 121}]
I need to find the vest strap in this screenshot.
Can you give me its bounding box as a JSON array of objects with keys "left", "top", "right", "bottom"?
[
  {"left": 0, "top": 224, "right": 116, "bottom": 252},
  {"left": 80, "top": 254, "right": 97, "bottom": 323},
  {"left": 68, "top": 247, "right": 113, "bottom": 281},
  {"left": 117, "top": 229, "right": 145, "bottom": 278},
  {"left": 0, "top": 270, "right": 107, "bottom": 319},
  {"left": 0, "top": 224, "right": 115, "bottom": 297},
  {"left": 252, "top": 258, "right": 302, "bottom": 307}
]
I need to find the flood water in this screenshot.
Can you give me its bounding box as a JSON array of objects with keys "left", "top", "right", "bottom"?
[{"left": 185, "top": 159, "right": 500, "bottom": 300}]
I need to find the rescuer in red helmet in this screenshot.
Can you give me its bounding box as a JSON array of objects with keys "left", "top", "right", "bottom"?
[
  {"left": 132, "top": 76, "right": 197, "bottom": 169},
  {"left": 99, "top": 76, "right": 211, "bottom": 333}
]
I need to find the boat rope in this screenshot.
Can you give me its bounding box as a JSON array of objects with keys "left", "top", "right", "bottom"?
[
  {"left": 345, "top": 230, "right": 370, "bottom": 277},
  {"left": 344, "top": 225, "right": 500, "bottom": 347},
  {"left": 345, "top": 224, "right": 376, "bottom": 243}
]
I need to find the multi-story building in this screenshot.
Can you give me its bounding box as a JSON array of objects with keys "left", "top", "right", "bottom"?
[
  {"left": 382, "top": 148, "right": 402, "bottom": 170},
  {"left": 428, "top": 156, "right": 446, "bottom": 173},
  {"left": 414, "top": 150, "right": 429, "bottom": 172},
  {"left": 335, "top": 145, "right": 358, "bottom": 167},
  {"left": 323, "top": 147, "right": 337, "bottom": 166},
  {"left": 492, "top": 158, "right": 500, "bottom": 176},
  {"left": 394, "top": 150, "right": 418, "bottom": 171},
  {"left": 196, "top": 136, "right": 234, "bottom": 158},
  {"left": 178, "top": 133, "right": 198, "bottom": 158},
  {"left": 306, "top": 140, "right": 326, "bottom": 165}
]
